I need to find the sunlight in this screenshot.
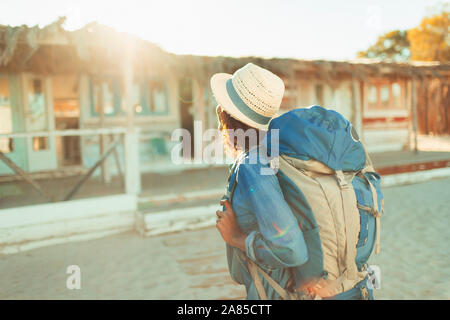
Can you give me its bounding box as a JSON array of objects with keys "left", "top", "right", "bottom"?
[{"left": 62, "top": 0, "right": 224, "bottom": 56}]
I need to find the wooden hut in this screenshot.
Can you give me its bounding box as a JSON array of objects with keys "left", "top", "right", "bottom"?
[{"left": 1, "top": 20, "right": 449, "bottom": 178}]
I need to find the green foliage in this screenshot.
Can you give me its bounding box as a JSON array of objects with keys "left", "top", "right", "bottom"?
[{"left": 358, "top": 30, "right": 410, "bottom": 62}]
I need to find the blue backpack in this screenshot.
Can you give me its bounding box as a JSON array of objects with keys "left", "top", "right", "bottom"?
[{"left": 232, "top": 106, "right": 384, "bottom": 300}]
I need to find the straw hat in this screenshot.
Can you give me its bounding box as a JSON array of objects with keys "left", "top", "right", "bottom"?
[{"left": 210, "top": 63, "right": 285, "bottom": 130}]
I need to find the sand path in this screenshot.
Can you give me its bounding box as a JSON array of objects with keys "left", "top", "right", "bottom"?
[{"left": 0, "top": 177, "right": 449, "bottom": 299}]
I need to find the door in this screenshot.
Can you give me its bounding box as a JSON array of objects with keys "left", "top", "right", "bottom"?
[
  {"left": 0, "top": 74, "right": 28, "bottom": 175},
  {"left": 179, "top": 77, "right": 194, "bottom": 159},
  {"left": 23, "top": 74, "right": 58, "bottom": 172},
  {"left": 52, "top": 74, "right": 81, "bottom": 167}
]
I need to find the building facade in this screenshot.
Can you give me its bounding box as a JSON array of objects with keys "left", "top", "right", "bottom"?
[{"left": 1, "top": 21, "right": 449, "bottom": 178}]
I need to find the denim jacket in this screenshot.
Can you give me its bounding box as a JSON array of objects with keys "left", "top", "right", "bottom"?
[{"left": 224, "top": 147, "right": 308, "bottom": 300}]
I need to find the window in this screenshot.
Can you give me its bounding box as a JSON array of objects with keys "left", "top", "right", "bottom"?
[
  {"left": 33, "top": 136, "right": 48, "bottom": 151},
  {"left": 131, "top": 82, "right": 143, "bottom": 114},
  {"left": 90, "top": 76, "right": 122, "bottom": 117},
  {"left": 366, "top": 80, "right": 404, "bottom": 110},
  {"left": 28, "top": 78, "right": 48, "bottom": 131},
  {"left": 135, "top": 77, "right": 169, "bottom": 116},
  {"left": 0, "top": 76, "right": 13, "bottom": 153},
  {"left": 380, "top": 85, "right": 389, "bottom": 109},
  {"left": 151, "top": 80, "right": 169, "bottom": 114},
  {"left": 368, "top": 85, "right": 378, "bottom": 109},
  {"left": 53, "top": 74, "right": 80, "bottom": 118},
  {"left": 27, "top": 77, "right": 50, "bottom": 151}
]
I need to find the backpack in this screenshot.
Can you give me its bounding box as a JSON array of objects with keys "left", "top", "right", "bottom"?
[
  {"left": 269, "top": 147, "right": 384, "bottom": 299},
  {"left": 228, "top": 109, "right": 384, "bottom": 300}
]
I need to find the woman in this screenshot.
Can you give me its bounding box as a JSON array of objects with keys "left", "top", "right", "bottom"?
[
  {"left": 212, "top": 63, "right": 379, "bottom": 301},
  {"left": 211, "top": 63, "right": 309, "bottom": 300}
]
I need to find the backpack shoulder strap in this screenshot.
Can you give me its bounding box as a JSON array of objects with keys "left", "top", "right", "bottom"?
[
  {"left": 358, "top": 141, "right": 384, "bottom": 254},
  {"left": 246, "top": 257, "right": 298, "bottom": 300}
]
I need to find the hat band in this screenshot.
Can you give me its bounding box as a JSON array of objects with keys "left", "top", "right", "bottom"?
[{"left": 226, "top": 79, "right": 272, "bottom": 125}]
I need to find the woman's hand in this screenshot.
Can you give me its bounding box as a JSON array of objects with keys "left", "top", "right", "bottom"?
[{"left": 216, "top": 200, "right": 247, "bottom": 252}]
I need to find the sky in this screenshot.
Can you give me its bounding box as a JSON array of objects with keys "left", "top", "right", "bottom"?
[{"left": 0, "top": 0, "right": 446, "bottom": 60}]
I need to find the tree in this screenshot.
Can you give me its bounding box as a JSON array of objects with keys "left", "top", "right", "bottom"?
[
  {"left": 358, "top": 3, "right": 449, "bottom": 63},
  {"left": 407, "top": 11, "right": 450, "bottom": 62},
  {"left": 358, "top": 30, "right": 410, "bottom": 62}
]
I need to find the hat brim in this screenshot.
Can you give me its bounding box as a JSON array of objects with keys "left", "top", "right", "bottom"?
[{"left": 210, "top": 73, "right": 270, "bottom": 131}]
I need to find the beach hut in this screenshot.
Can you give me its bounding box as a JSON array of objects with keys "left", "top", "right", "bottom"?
[
  {"left": 0, "top": 20, "right": 449, "bottom": 253},
  {"left": 1, "top": 19, "right": 449, "bottom": 180}
]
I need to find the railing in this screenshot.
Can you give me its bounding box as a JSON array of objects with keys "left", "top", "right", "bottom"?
[
  {"left": 0, "top": 128, "right": 128, "bottom": 138},
  {"left": 0, "top": 128, "right": 141, "bottom": 204}
]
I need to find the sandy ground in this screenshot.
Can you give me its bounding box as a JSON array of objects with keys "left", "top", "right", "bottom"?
[
  {"left": 367, "top": 177, "right": 450, "bottom": 299},
  {"left": 0, "top": 177, "right": 449, "bottom": 300}
]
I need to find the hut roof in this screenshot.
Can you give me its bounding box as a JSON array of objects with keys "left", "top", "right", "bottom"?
[
  {"left": 1, "top": 19, "right": 449, "bottom": 80},
  {"left": 0, "top": 18, "right": 172, "bottom": 74}
]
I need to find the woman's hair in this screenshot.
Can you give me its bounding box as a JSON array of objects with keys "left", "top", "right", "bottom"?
[{"left": 216, "top": 106, "right": 262, "bottom": 158}]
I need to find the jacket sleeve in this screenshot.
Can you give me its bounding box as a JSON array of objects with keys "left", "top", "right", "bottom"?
[{"left": 235, "top": 163, "right": 309, "bottom": 270}]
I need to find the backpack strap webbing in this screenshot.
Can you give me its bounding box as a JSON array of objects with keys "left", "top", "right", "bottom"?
[
  {"left": 246, "top": 257, "right": 299, "bottom": 300},
  {"left": 336, "top": 170, "right": 360, "bottom": 282},
  {"left": 247, "top": 258, "right": 269, "bottom": 300},
  {"left": 312, "top": 170, "right": 364, "bottom": 295}
]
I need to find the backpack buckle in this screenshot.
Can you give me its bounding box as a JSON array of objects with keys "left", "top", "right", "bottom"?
[{"left": 335, "top": 170, "right": 348, "bottom": 189}]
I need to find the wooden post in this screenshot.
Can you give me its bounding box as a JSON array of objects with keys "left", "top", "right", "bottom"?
[
  {"left": 290, "top": 70, "right": 297, "bottom": 108},
  {"left": 110, "top": 133, "right": 124, "bottom": 186},
  {"left": 122, "top": 38, "right": 140, "bottom": 195},
  {"left": 124, "top": 129, "right": 141, "bottom": 195},
  {"left": 405, "top": 79, "right": 413, "bottom": 151},
  {"left": 193, "top": 83, "right": 204, "bottom": 164},
  {"left": 360, "top": 80, "right": 368, "bottom": 144},
  {"left": 351, "top": 77, "right": 363, "bottom": 138},
  {"left": 123, "top": 38, "right": 135, "bottom": 130},
  {"left": 97, "top": 78, "right": 111, "bottom": 183},
  {"left": 197, "top": 82, "right": 205, "bottom": 125},
  {"left": 411, "top": 77, "right": 419, "bottom": 154}
]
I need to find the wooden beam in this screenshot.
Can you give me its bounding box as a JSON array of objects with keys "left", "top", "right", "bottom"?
[
  {"left": 123, "top": 38, "right": 135, "bottom": 130},
  {"left": 0, "top": 150, "right": 53, "bottom": 201},
  {"left": 124, "top": 129, "right": 141, "bottom": 195},
  {"left": 0, "top": 128, "right": 127, "bottom": 138},
  {"left": 411, "top": 77, "right": 419, "bottom": 154},
  {"left": 351, "top": 77, "right": 362, "bottom": 137},
  {"left": 110, "top": 133, "right": 124, "bottom": 187},
  {"left": 289, "top": 69, "right": 297, "bottom": 108},
  {"left": 360, "top": 80, "right": 369, "bottom": 144},
  {"left": 63, "top": 139, "right": 121, "bottom": 201},
  {"left": 405, "top": 79, "right": 413, "bottom": 151},
  {"left": 96, "top": 78, "right": 111, "bottom": 184}
]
